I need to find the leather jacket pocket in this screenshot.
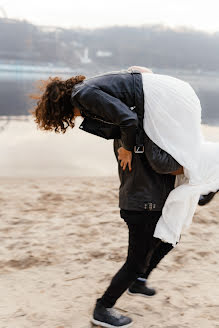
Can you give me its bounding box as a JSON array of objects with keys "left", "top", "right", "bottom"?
[{"left": 79, "top": 117, "right": 121, "bottom": 140}]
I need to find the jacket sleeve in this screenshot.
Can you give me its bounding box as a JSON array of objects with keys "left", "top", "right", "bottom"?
[
  {"left": 144, "top": 134, "right": 182, "bottom": 174},
  {"left": 73, "top": 84, "right": 138, "bottom": 151}
]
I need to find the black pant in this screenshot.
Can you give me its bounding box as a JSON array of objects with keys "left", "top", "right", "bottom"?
[
  {"left": 99, "top": 211, "right": 173, "bottom": 308},
  {"left": 140, "top": 238, "right": 173, "bottom": 279}
]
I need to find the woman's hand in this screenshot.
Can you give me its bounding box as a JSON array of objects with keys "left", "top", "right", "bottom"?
[
  {"left": 170, "top": 166, "right": 184, "bottom": 175},
  {"left": 118, "top": 147, "right": 132, "bottom": 171}
]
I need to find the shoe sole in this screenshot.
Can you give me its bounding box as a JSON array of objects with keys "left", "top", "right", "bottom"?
[
  {"left": 198, "top": 192, "right": 218, "bottom": 206},
  {"left": 91, "top": 318, "right": 133, "bottom": 328},
  {"left": 127, "top": 290, "right": 155, "bottom": 298}
]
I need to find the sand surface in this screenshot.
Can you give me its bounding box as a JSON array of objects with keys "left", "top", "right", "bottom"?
[
  {"left": 0, "top": 175, "right": 219, "bottom": 328},
  {"left": 0, "top": 120, "right": 219, "bottom": 327}
]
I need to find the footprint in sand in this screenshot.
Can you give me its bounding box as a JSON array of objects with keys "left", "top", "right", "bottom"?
[
  {"left": 3, "top": 253, "right": 56, "bottom": 270},
  {"left": 197, "top": 251, "right": 211, "bottom": 257},
  {"left": 88, "top": 250, "right": 106, "bottom": 259},
  {"left": 38, "top": 192, "right": 64, "bottom": 202}
]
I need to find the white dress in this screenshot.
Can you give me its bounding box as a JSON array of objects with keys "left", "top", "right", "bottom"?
[{"left": 141, "top": 72, "right": 219, "bottom": 246}]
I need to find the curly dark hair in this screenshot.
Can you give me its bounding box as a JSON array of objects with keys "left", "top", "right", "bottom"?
[{"left": 30, "top": 75, "right": 86, "bottom": 133}]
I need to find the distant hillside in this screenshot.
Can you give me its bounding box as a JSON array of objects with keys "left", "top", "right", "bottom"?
[{"left": 1, "top": 18, "right": 219, "bottom": 70}]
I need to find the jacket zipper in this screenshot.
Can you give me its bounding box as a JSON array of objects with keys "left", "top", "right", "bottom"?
[{"left": 91, "top": 115, "right": 117, "bottom": 125}]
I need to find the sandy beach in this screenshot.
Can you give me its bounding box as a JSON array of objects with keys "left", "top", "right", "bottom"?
[{"left": 0, "top": 120, "right": 219, "bottom": 327}]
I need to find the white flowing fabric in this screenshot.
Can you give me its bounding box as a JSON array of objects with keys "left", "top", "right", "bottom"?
[{"left": 141, "top": 72, "right": 219, "bottom": 246}]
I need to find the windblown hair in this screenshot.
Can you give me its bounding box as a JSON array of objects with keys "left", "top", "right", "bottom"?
[{"left": 31, "top": 75, "right": 86, "bottom": 133}]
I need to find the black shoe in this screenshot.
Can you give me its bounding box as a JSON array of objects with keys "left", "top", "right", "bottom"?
[
  {"left": 127, "top": 280, "right": 156, "bottom": 298},
  {"left": 91, "top": 300, "right": 133, "bottom": 328},
  {"left": 198, "top": 190, "right": 219, "bottom": 206}
]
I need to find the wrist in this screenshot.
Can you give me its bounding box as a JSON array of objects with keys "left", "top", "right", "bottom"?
[
  {"left": 120, "top": 147, "right": 132, "bottom": 154},
  {"left": 170, "top": 166, "right": 184, "bottom": 175}
]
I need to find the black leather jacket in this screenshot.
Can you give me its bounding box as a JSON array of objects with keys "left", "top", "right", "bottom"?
[
  {"left": 71, "top": 70, "right": 181, "bottom": 211},
  {"left": 114, "top": 138, "right": 177, "bottom": 211},
  {"left": 71, "top": 70, "right": 141, "bottom": 151}
]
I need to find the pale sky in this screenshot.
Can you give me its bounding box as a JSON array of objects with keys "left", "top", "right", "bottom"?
[{"left": 1, "top": 0, "right": 219, "bottom": 32}]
